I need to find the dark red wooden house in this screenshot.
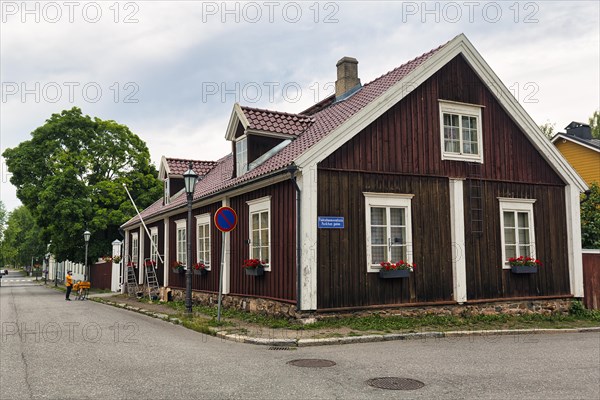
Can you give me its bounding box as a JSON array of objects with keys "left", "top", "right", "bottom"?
[{"left": 122, "top": 34, "right": 587, "bottom": 313}]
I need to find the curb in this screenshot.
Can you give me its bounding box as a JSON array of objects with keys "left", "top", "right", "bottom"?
[{"left": 91, "top": 297, "right": 600, "bottom": 347}]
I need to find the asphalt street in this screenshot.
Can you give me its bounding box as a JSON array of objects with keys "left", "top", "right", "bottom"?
[{"left": 1, "top": 275, "right": 599, "bottom": 400}]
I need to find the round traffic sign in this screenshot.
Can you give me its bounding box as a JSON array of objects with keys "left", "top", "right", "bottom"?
[{"left": 214, "top": 207, "right": 238, "bottom": 232}]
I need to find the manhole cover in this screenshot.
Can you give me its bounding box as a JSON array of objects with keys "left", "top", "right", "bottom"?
[
  {"left": 366, "top": 377, "right": 425, "bottom": 390},
  {"left": 287, "top": 359, "right": 336, "bottom": 368}
]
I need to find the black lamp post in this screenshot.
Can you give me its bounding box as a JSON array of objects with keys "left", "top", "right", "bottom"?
[
  {"left": 183, "top": 163, "right": 198, "bottom": 315},
  {"left": 84, "top": 230, "right": 91, "bottom": 281}
]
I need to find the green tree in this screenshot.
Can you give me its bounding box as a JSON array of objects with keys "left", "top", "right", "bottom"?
[
  {"left": 0, "top": 206, "right": 45, "bottom": 267},
  {"left": 2, "top": 107, "right": 162, "bottom": 262},
  {"left": 0, "top": 200, "right": 6, "bottom": 242},
  {"left": 581, "top": 183, "right": 600, "bottom": 248},
  {"left": 589, "top": 110, "right": 600, "bottom": 139},
  {"left": 539, "top": 121, "right": 556, "bottom": 138}
]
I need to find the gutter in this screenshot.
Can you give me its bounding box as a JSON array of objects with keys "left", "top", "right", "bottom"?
[{"left": 287, "top": 163, "right": 302, "bottom": 312}]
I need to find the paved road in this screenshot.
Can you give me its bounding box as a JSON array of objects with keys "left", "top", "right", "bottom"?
[{"left": 1, "top": 283, "right": 599, "bottom": 399}]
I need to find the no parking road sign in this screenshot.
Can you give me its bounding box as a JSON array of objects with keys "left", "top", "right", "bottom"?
[{"left": 214, "top": 206, "right": 237, "bottom": 232}]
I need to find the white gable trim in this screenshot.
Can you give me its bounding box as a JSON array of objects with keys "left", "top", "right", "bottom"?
[
  {"left": 551, "top": 134, "right": 600, "bottom": 154},
  {"left": 294, "top": 34, "right": 586, "bottom": 192},
  {"left": 225, "top": 103, "right": 250, "bottom": 141},
  {"left": 158, "top": 156, "right": 170, "bottom": 180}
]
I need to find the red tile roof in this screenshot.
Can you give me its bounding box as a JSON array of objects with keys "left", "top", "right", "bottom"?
[
  {"left": 165, "top": 158, "right": 218, "bottom": 176},
  {"left": 241, "top": 106, "right": 314, "bottom": 136},
  {"left": 123, "top": 41, "right": 447, "bottom": 228}
]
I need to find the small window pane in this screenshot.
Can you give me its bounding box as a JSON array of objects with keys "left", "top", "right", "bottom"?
[
  {"left": 517, "top": 212, "right": 529, "bottom": 228},
  {"left": 371, "top": 207, "right": 386, "bottom": 225},
  {"left": 519, "top": 246, "right": 531, "bottom": 257},
  {"left": 505, "top": 245, "right": 516, "bottom": 259},
  {"left": 503, "top": 212, "right": 515, "bottom": 228},
  {"left": 372, "top": 246, "right": 385, "bottom": 264},
  {"left": 260, "top": 229, "right": 268, "bottom": 246},
  {"left": 391, "top": 246, "right": 406, "bottom": 261},
  {"left": 504, "top": 228, "right": 516, "bottom": 245},
  {"left": 371, "top": 227, "right": 386, "bottom": 245},
  {"left": 252, "top": 230, "right": 259, "bottom": 245},
  {"left": 260, "top": 211, "right": 268, "bottom": 228},
  {"left": 390, "top": 208, "right": 405, "bottom": 226},
  {"left": 518, "top": 229, "right": 530, "bottom": 244},
  {"left": 252, "top": 213, "right": 259, "bottom": 227},
  {"left": 391, "top": 227, "right": 405, "bottom": 244}
]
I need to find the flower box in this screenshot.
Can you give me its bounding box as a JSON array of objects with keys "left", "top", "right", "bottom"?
[
  {"left": 379, "top": 269, "right": 410, "bottom": 279},
  {"left": 172, "top": 267, "right": 184, "bottom": 274},
  {"left": 511, "top": 265, "right": 538, "bottom": 274},
  {"left": 193, "top": 268, "right": 208, "bottom": 276},
  {"left": 245, "top": 266, "right": 265, "bottom": 276}
]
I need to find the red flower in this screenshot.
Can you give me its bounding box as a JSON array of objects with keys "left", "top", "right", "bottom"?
[{"left": 243, "top": 259, "right": 265, "bottom": 269}]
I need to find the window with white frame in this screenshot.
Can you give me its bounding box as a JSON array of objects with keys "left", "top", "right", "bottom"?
[
  {"left": 364, "top": 193, "right": 414, "bottom": 272},
  {"left": 150, "top": 227, "right": 159, "bottom": 264},
  {"left": 498, "top": 198, "right": 536, "bottom": 268},
  {"left": 236, "top": 136, "right": 248, "bottom": 176},
  {"left": 247, "top": 196, "right": 271, "bottom": 270},
  {"left": 175, "top": 219, "right": 186, "bottom": 265},
  {"left": 439, "top": 100, "right": 483, "bottom": 162},
  {"left": 131, "top": 233, "right": 139, "bottom": 266},
  {"left": 196, "top": 214, "right": 211, "bottom": 270}
]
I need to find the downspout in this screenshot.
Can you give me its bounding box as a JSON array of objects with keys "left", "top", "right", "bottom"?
[{"left": 287, "top": 163, "right": 302, "bottom": 312}]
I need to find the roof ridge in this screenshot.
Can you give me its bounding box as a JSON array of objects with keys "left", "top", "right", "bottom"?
[{"left": 165, "top": 157, "right": 218, "bottom": 164}]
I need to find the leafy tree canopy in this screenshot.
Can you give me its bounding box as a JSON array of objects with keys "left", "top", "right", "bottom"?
[
  {"left": 581, "top": 183, "right": 600, "bottom": 249},
  {"left": 0, "top": 206, "right": 45, "bottom": 267},
  {"left": 0, "top": 200, "right": 6, "bottom": 243},
  {"left": 2, "top": 107, "right": 162, "bottom": 262}
]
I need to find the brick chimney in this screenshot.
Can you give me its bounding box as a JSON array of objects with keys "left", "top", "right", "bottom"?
[{"left": 335, "top": 57, "right": 361, "bottom": 100}]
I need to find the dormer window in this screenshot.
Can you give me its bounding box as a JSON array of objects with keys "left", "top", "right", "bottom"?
[
  {"left": 236, "top": 136, "right": 248, "bottom": 176},
  {"left": 163, "top": 179, "right": 170, "bottom": 205}
]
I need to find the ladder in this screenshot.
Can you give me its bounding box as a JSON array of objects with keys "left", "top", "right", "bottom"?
[
  {"left": 125, "top": 255, "right": 140, "bottom": 297},
  {"left": 144, "top": 257, "right": 161, "bottom": 301},
  {"left": 468, "top": 162, "right": 484, "bottom": 236}
]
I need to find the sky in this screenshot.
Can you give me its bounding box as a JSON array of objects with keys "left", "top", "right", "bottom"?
[{"left": 1, "top": 1, "right": 599, "bottom": 212}]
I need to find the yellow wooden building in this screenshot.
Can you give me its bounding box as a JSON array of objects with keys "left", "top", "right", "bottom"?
[{"left": 552, "top": 122, "right": 600, "bottom": 185}]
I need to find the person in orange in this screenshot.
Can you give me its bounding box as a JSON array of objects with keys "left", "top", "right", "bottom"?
[{"left": 65, "top": 271, "right": 73, "bottom": 301}]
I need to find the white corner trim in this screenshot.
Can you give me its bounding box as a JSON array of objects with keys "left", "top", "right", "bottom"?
[
  {"left": 565, "top": 186, "right": 584, "bottom": 297},
  {"left": 449, "top": 179, "right": 467, "bottom": 303},
  {"left": 299, "top": 166, "right": 318, "bottom": 310}
]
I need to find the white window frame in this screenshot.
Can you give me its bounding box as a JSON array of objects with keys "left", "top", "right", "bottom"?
[
  {"left": 150, "top": 227, "right": 159, "bottom": 264},
  {"left": 175, "top": 219, "right": 187, "bottom": 266},
  {"left": 236, "top": 135, "right": 248, "bottom": 177},
  {"left": 131, "top": 232, "right": 139, "bottom": 266},
  {"left": 439, "top": 100, "right": 484, "bottom": 163},
  {"left": 498, "top": 198, "right": 537, "bottom": 269},
  {"left": 247, "top": 196, "right": 271, "bottom": 271},
  {"left": 364, "top": 193, "right": 414, "bottom": 273},
  {"left": 195, "top": 213, "right": 211, "bottom": 270}
]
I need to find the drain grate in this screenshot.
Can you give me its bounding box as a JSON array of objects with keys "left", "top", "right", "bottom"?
[
  {"left": 287, "top": 359, "right": 336, "bottom": 368},
  {"left": 268, "top": 346, "right": 296, "bottom": 351},
  {"left": 367, "top": 377, "right": 425, "bottom": 391}
]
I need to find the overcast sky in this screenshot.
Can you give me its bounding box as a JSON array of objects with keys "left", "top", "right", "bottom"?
[{"left": 1, "top": 1, "right": 599, "bottom": 212}]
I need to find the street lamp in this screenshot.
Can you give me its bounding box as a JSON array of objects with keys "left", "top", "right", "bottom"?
[
  {"left": 183, "top": 163, "right": 198, "bottom": 315},
  {"left": 84, "top": 230, "right": 91, "bottom": 281}
]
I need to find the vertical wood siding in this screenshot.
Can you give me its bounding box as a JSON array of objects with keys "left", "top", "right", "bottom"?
[
  {"left": 229, "top": 181, "right": 297, "bottom": 303},
  {"left": 168, "top": 202, "right": 223, "bottom": 292},
  {"left": 583, "top": 252, "right": 600, "bottom": 310},
  {"left": 143, "top": 221, "right": 165, "bottom": 286},
  {"left": 463, "top": 181, "right": 570, "bottom": 299},
  {"left": 317, "top": 171, "right": 454, "bottom": 309}
]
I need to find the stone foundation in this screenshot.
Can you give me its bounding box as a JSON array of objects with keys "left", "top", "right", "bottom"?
[{"left": 165, "top": 288, "right": 573, "bottom": 320}]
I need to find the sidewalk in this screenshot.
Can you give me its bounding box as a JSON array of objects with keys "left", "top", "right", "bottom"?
[{"left": 91, "top": 294, "right": 600, "bottom": 347}]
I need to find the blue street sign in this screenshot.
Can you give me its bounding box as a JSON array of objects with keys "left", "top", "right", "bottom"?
[
  {"left": 214, "top": 207, "right": 238, "bottom": 232},
  {"left": 318, "top": 216, "right": 344, "bottom": 229}
]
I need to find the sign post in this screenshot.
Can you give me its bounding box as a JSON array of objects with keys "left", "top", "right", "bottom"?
[{"left": 214, "top": 206, "right": 238, "bottom": 322}]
